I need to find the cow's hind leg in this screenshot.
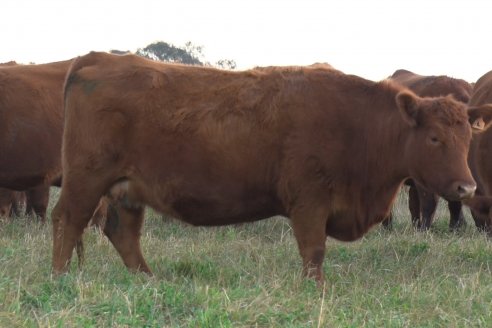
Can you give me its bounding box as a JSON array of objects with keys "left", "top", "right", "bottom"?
[
  {"left": 10, "top": 191, "right": 26, "bottom": 217},
  {"left": 408, "top": 183, "right": 421, "bottom": 227},
  {"left": 448, "top": 201, "right": 465, "bottom": 231},
  {"left": 103, "top": 201, "right": 151, "bottom": 274},
  {"left": 52, "top": 177, "right": 110, "bottom": 274},
  {"left": 26, "top": 186, "right": 50, "bottom": 222}
]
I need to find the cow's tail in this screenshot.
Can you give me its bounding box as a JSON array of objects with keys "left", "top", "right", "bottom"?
[{"left": 63, "top": 51, "right": 104, "bottom": 104}]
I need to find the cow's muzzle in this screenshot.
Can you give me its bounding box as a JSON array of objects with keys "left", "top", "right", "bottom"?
[{"left": 450, "top": 181, "right": 476, "bottom": 200}]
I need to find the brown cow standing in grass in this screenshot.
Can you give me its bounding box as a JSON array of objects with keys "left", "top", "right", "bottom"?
[
  {"left": 0, "top": 61, "right": 51, "bottom": 221},
  {"left": 383, "top": 69, "right": 473, "bottom": 230},
  {"left": 0, "top": 60, "right": 72, "bottom": 221},
  {"left": 52, "top": 52, "right": 492, "bottom": 283},
  {"left": 466, "top": 70, "right": 492, "bottom": 234}
]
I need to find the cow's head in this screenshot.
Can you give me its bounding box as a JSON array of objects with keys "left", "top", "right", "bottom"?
[{"left": 397, "top": 91, "right": 492, "bottom": 201}]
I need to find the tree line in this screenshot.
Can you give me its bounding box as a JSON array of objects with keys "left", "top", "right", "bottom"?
[{"left": 111, "top": 41, "right": 236, "bottom": 70}]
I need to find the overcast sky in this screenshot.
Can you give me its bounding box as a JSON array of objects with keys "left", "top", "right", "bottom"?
[{"left": 2, "top": 0, "right": 491, "bottom": 82}]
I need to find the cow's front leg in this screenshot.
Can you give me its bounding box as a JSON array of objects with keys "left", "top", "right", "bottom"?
[
  {"left": 290, "top": 206, "right": 328, "bottom": 284},
  {"left": 418, "top": 185, "right": 439, "bottom": 230}
]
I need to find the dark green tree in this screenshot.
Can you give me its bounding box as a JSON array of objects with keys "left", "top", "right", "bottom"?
[
  {"left": 129, "top": 41, "right": 236, "bottom": 70},
  {"left": 136, "top": 41, "right": 203, "bottom": 66}
]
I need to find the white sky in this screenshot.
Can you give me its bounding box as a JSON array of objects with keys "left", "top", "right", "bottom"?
[{"left": 2, "top": 0, "right": 491, "bottom": 82}]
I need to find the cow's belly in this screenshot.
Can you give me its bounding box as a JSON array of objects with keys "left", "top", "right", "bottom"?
[
  {"left": 325, "top": 211, "right": 382, "bottom": 242},
  {"left": 0, "top": 172, "right": 50, "bottom": 190},
  {"left": 113, "top": 179, "right": 285, "bottom": 226},
  {"left": 170, "top": 192, "right": 284, "bottom": 225}
]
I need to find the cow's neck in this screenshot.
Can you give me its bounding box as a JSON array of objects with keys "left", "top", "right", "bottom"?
[
  {"left": 360, "top": 96, "right": 412, "bottom": 213},
  {"left": 322, "top": 93, "right": 413, "bottom": 240}
]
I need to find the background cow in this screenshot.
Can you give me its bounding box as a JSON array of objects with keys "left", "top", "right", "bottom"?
[
  {"left": 0, "top": 61, "right": 50, "bottom": 220},
  {"left": 52, "top": 52, "right": 492, "bottom": 283},
  {"left": 466, "top": 70, "right": 492, "bottom": 234},
  {"left": 383, "top": 69, "right": 473, "bottom": 230},
  {"left": 0, "top": 60, "right": 70, "bottom": 222}
]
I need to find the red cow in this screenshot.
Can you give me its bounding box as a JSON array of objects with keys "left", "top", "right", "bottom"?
[
  {"left": 467, "top": 70, "right": 492, "bottom": 234},
  {"left": 384, "top": 69, "right": 473, "bottom": 230},
  {"left": 52, "top": 52, "right": 492, "bottom": 282},
  {"left": 0, "top": 60, "right": 72, "bottom": 221}
]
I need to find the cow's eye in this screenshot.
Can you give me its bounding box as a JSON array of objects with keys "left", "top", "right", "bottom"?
[{"left": 429, "top": 136, "right": 441, "bottom": 145}]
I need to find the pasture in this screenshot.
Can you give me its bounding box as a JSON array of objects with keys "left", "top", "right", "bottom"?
[{"left": 1, "top": 188, "right": 491, "bottom": 327}]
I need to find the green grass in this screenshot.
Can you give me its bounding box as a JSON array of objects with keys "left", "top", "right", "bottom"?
[{"left": 1, "top": 189, "right": 492, "bottom": 327}]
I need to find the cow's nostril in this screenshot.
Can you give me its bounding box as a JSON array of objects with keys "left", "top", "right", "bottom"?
[{"left": 456, "top": 183, "right": 476, "bottom": 199}]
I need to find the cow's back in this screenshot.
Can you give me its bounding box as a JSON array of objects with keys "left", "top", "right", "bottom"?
[
  {"left": 64, "top": 53, "right": 354, "bottom": 166},
  {"left": 469, "top": 71, "right": 492, "bottom": 107},
  {"left": 390, "top": 69, "right": 472, "bottom": 103}
]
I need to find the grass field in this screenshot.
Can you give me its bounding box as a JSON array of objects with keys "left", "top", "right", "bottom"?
[{"left": 1, "top": 188, "right": 492, "bottom": 327}]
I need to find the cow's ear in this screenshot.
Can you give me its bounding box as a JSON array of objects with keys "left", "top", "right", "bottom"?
[
  {"left": 396, "top": 91, "right": 420, "bottom": 127},
  {"left": 468, "top": 104, "right": 492, "bottom": 133}
]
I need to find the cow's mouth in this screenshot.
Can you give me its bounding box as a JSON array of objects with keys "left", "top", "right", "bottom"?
[
  {"left": 411, "top": 176, "right": 476, "bottom": 201},
  {"left": 440, "top": 182, "right": 476, "bottom": 201}
]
